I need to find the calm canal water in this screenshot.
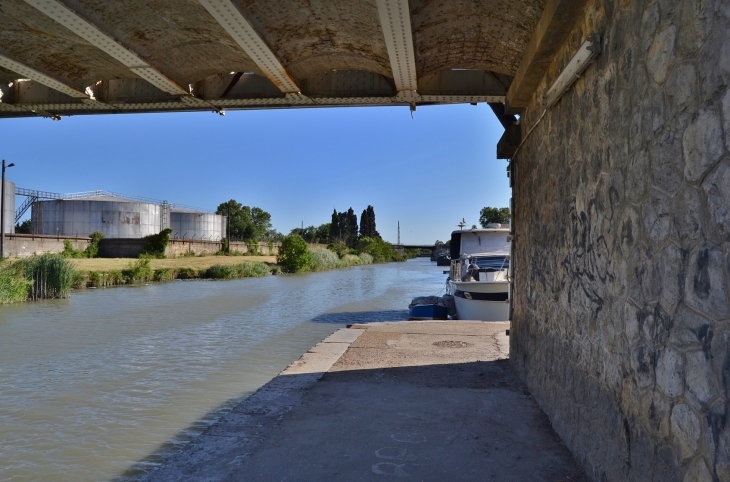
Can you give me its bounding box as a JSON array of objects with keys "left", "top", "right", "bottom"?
[{"left": 0, "top": 258, "right": 445, "bottom": 481}]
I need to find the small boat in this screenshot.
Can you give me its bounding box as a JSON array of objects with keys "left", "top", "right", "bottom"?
[
  {"left": 408, "top": 296, "right": 448, "bottom": 320},
  {"left": 436, "top": 252, "right": 451, "bottom": 266}
]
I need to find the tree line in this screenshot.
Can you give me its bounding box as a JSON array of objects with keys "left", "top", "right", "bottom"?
[
  {"left": 215, "top": 200, "right": 279, "bottom": 242},
  {"left": 290, "top": 205, "right": 379, "bottom": 247}
]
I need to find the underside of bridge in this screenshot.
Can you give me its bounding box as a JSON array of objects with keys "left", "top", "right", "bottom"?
[
  {"left": 2, "top": 1, "right": 730, "bottom": 481},
  {"left": 0, "top": 0, "right": 553, "bottom": 118}
]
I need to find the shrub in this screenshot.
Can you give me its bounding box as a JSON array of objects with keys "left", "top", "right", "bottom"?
[
  {"left": 153, "top": 268, "right": 177, "bottom": 282},
  {"left": 84, "top": 231, "right": 104, "bottom": 258},
  {"left": 177, "top": 267, "right": 198, "bottom": 279},
  {"left": 245, "top": 242, "right": 260, "bottom": 256},
  {"left": 238, "top": 262, "right": 270, "bottom": 277},
  {"left": 277, "top": 235, "right": 312, "bottom": 273},
  {"left": 71, "top": 270, "right": 87, "bottom": 289},
  {"left": 356, "top": 237, "right": 400, "bottom": 263},
  {"left": 358, "top": 253, "right": 374, "bottom": 264},
  {"left": 404, "top": 248, "right": 419, "bottom": 259},
  {"left": 61, "top": 232, "right": 105, "bottom": 259},
  {"left": 309, "top": 247, "right": 341, "bottom": 271},
  {"left": 205, "top": 262, "right": 271, "bottom": 279},
  {"left": 62, "top": 240, "right": 82, "bottom": 258},
  {"left": 328, "top": 240, "right": 354, "bottom": 258},
  {"left": 0, "top": 262, "right": 32, "bottom": 303},
  {"left": 142, "top": 228, "right": 172, "bottom": 258},
  {"left": 122, "top": 258, "right": 153, "bottom": 283},
  {"left": 205, "top": 264, "right": 238, "bottom": 279},
  {"left": 307, "top": 248, "right": 374, "bottom": 271}
]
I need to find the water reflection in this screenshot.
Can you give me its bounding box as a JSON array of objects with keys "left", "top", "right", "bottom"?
[
  {"left": 0, "top": 258, "right": 445, "bottom": 481},
  {"left": 309, "top": 310, "right": 406, "bottom": 324}
]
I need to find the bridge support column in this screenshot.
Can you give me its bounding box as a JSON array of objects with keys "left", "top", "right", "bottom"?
[{"left": 509, "top": 2, "right": 730, "bottom": 480}]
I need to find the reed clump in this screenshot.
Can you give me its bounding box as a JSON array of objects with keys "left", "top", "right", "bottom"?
[
  {"left": 23, "top": 254, "right": 76, "bottom": 300},
  {"left": 0, "top": 254, "right": 77, "bottom": 303}
]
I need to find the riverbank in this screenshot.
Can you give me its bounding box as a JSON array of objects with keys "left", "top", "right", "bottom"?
[
  {"left": 71, "top": 255, "right": 276, "bottom": 272},
  {"left": 138, "top": 321, "right": 587, "bottom": 482},
  {"left": 1, "top": 243, "right": 404, "bottom": 302}
]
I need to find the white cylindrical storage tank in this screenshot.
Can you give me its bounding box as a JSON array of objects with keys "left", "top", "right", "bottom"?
[
  {"left": 31, "top": 197, "right": 161, "bottom": 238},
  {"left": 2, "top": 179, "right": 15, "bottom": 234},
  {"left": 170, "top": 210, "right": 225, "bottom": 241}
]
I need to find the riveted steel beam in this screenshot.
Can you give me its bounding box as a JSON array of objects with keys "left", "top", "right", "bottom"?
[
  {"left": 375, "top": 0, "right": 418, "bottom": 101},
  {"left": 0, "top": 54, "right": 109, "bottom": 117},
  {"left": 23, "top": 0, "right": 189, "bottom": 97},
  {"left": 0, "top": 94, "right": 506, "bottom": 117},
  {"left": 197, "top": 0, "right": 301, "bottom": 94},
  {"left": 0, "top": 54, "right": 89, "bottom": 99}
]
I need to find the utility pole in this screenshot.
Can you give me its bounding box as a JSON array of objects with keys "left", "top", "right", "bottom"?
[
  {"left": 226, "top": 201, "right": 231, "bottom": 253},
  {"left": 1, "top": 160, "right": 15, "bottom": 260},
  {"left": 397, "top": 221, "right": 400, "bottom": 246}
]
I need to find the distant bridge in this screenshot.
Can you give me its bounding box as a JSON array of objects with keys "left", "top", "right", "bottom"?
[
  {"left": 392, "top": 244, "right": 448, "bottom": 260},
  {"left": 393, "top": 244, "right": 437, "bottom": 250}
]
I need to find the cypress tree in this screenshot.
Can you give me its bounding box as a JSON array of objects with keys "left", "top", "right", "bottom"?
[
  {"left": 336, "top": 211, "right": 349, "bottom": 244},
  {"left": 330, "top": 208, "right": 340, "bottom": 241},
  {"left": 346, "top": 208, "right": 358, "bottom": 247},
  {"left": 367, "top": 205, "right": 378, "bottom": 238},
  {"left": 360, "top": 208, "right": 370, "bottom": 238}
]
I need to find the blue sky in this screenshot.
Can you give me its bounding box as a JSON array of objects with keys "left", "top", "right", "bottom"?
[{"left": 4, "top": 103, "right": 510, "bottom": 244}]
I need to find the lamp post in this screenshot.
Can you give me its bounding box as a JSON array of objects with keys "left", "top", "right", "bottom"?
[{"left": 1, "top": 159, "right": 15, "bottom": 260}]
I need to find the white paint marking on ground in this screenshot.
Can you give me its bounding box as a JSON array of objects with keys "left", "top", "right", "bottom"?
[
  {"left": 372, "top": 462, "right": 412, "bottom": 477},
  {"left": 391, "top": 433, "right": 426, "bottom": 444},
  {"left": 375, "top": 447, "right": 407, "bottom": 460}
]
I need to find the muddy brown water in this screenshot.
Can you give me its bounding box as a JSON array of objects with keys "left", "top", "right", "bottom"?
[{"left": 0, "top": 259, "right": 445, "bottom": 481}]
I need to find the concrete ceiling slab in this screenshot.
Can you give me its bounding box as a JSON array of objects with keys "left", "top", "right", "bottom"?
[
  {"left": 0, "top": 0, "right": 133, "bottom": 88},
  {"left": 55, "top": 0, "right": 263, "bottom": 84},
  {"left": 233, "top": 0, "right": 392, "bottom": 83},
  {"left": 410, "top": 0, "right": 545, "bottom": 78}
]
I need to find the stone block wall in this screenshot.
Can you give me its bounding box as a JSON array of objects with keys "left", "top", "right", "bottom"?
[
  {"left": 511, "top": 1, "right": 730, "bottom": 480},
  {"left": 99, "top": 238, "right": 280, "bottom": 258},
  {"left": 166, "top": 239, "right": 279, "bottom": 257},
  {"left": 4, "top": 234, "right": 90, "bottom": 258}
]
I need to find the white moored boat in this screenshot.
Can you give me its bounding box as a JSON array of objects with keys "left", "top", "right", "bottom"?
[{"left": 446, "top": 224, "right": 511, "bottom": 321}]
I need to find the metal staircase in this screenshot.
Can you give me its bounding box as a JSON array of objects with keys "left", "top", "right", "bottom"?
[{"left": 14, "top": 187, "right": 62, "bottom": 223}]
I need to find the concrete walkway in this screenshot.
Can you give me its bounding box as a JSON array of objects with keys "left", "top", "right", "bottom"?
[{"left": 141, "top": 322, "right": 586, "bottom": 482}]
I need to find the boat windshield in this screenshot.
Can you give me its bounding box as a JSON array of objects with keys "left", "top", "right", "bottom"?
[{"left": 471, "top": 256, "right": 509, "bottom": 270}]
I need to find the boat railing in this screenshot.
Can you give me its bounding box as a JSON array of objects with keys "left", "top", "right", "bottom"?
[{"left": 450, "top": 259, "right": 461, "bottom": 281}]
